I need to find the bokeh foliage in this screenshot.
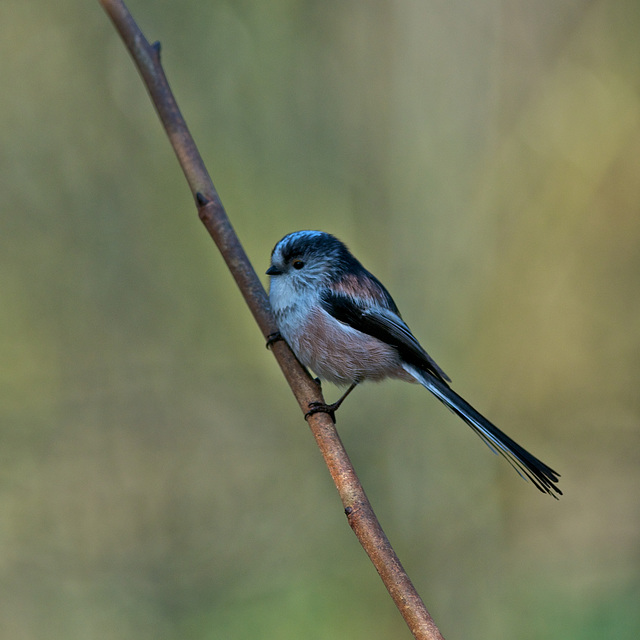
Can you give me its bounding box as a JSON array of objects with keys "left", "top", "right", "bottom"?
[{"left": 1, "top": 1, "right": 639, "bottom": 638}]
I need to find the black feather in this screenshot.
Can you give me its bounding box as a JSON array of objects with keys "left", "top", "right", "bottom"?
[{"left": 320, "top": 290, "right": 450, "bottom": 383}]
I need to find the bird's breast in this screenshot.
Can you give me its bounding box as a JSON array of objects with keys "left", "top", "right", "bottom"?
[{"left": 281, "top": 305, "right": 403, "bottom": 386}]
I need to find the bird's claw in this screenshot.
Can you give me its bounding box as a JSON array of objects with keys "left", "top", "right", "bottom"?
[
  {"left": 265, "top": 331, "right": 283, "bottom": 349},
  {"left": 305, "top": 401, "right": 337, "bottom": 423}
]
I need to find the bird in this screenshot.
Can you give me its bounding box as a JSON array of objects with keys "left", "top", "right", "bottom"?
[{"left": 266, "top": 230, "right": 561, "bottom": 497}]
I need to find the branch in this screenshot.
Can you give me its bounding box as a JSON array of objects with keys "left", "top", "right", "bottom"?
[{"left": 99, "top": 2, "right": 445, "bottom": 638}]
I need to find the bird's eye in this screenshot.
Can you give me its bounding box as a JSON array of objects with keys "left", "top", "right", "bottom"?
[{"left": 292, "top": 260, "right": 305, "bottom": 270}]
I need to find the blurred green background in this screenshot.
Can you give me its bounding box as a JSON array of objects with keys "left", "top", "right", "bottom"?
[{"left": 2, "top": 0, "right": 639, "bottom": 638}]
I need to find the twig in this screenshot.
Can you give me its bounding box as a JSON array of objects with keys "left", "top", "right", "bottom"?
[{"left": 98, "top": 2, "right": 445, "bottom": 638}]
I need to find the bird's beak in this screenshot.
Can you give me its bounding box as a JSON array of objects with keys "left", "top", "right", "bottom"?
[{"left": 266, "top": 265, "right": 282, "bottom": 276}]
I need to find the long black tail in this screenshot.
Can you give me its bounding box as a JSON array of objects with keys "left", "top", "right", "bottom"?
[{"left": 405, "top": 365, "right": 562, "bottom": 497}]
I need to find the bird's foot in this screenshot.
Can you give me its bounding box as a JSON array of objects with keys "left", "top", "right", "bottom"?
[
  {"left": 304, "top": 382, "right": 358, "bottom": 423},
  {"left": 265, "top": 331, "right": 283, "bottom": 349},
  {"left": 304, "top": 401, "right": 339, "bottom": 423}
]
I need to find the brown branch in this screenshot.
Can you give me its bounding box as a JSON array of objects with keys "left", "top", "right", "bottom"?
[{"left": 98, "top": 2, "right": 445, "bottom": 638}]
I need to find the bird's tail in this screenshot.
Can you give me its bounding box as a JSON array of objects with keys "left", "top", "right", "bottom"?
[{"left": 403, "top": 364, "right": 562, "bottom": 497}]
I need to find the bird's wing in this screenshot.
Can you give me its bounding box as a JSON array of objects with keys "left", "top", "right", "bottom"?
[{"left": 320, "top": 289, "right": 451, "bottom": 383}]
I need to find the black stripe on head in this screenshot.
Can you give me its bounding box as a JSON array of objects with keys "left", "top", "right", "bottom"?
[{"left": 273, "top": 231, "right": 361, "bottom": 273}]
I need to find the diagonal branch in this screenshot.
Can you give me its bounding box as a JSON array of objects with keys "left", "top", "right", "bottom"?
[{"left": 99, "top": 2, "right": 445, "bottom": 638}]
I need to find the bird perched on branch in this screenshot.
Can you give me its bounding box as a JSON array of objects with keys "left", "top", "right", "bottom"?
[{"left": 266, "top": 230, "right": 561, "bottom": 497}]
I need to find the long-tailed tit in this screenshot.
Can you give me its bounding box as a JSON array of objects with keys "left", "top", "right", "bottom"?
[{"left": 266, "top": 230, "right": 561, "bottom": 497}]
